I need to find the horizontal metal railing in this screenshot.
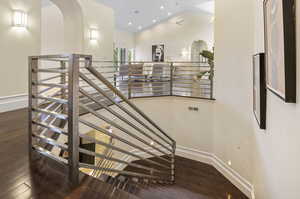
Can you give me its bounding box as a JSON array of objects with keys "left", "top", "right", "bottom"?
[
  {"left": 91, "top": 60, "right": 214, "bottom": 100},
  {"left": 28, "top": 54, "right": 177, "bottom": 188}
]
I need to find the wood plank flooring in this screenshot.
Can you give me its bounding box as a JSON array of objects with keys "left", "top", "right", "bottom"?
[
  {"left": 0, "top": 108, "right": 248, "bottom": 199},
  {"left": 0, "top": 109, "right": 138, "bottom": 199}
]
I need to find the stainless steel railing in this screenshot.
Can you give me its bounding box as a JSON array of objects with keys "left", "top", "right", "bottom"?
[
  {"left": 91, "top": 60, "right": 214, "bottom": 100},
  {"left": 29, "top": 54, "right": 176, "bottom": 187}
]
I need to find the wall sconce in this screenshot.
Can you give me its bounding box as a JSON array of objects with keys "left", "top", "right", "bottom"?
[
  {"left": 13, "top": 10, "right": 27, "bottom": 28},
  {"left": 89, "top": 28, "right": 99, "bottom": 41}
]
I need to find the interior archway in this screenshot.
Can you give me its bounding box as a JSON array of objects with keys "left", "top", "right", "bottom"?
[
  {"left": 190, "top": 40, "right": 208, "bottom": 62},
  {"left": 42, "top": 0, "right": 84, "bottom": 53}
]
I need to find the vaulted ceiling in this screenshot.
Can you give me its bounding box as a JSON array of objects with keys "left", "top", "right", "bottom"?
[{"left": 95, "top": 0, "right": 214, "bottom": 32}]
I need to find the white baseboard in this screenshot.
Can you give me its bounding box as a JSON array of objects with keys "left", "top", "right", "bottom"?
[
  {"left": 176, "top": 146, "right": 254, "bottom": 199},
  {"left": 115, "top": 145, "right": 254, "bottom": 199},
  {"left": 0, "top": 94, "right": 28, "bottom": 113}
]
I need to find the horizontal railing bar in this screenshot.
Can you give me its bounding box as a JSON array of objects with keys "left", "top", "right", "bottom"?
[
  {"left": 38, "top": 86, "right": 64, "bottom": 95},
  {"left": 34, "top": 96, "right": 68, "bottom": 104},
  {"left": 34, "top": 68, "right": 68, "bottom": 74},
  {"left": 32, "top": 133, "right": 68, "bottom": 151},
  {"left": 32, "top": 145, "right": 68, "bottom": 165},
  {"left": 85, "top": 66, "right": 176, "bottom": 145},
  {"left": 80, "top": 72, "right": 174, "bottom": 147},
  {"left": 173, "top": 85, "right": 211, "bottom": 89},
  {"left": 39, "top": 75, "right": 62, "bottom": 82},
  {"left": 34, "top": 82, "right": 68, "bottom": 89},
  {"left": 79, "top": 163, "right": 169, "bottom": 180},
  {"left": 35, "top": 89, "right": 64, "bottom": 107},
  {"left": 172, "top": 90, "right": 211, "bottom": 94},
  {"left": 173, "top": 74, "right": 210, "bottom": 77},
  {"left": 79, "top": 109, "right": 172, "bottom": 164},
  {"left": 35, "top": 103, "right": 63, "bottom": 132},
  {"left": 174, "top": 69, "right": 207, "bottom": 71},
  {"left": 79, "top": 148, "right": 169, "bottom": 175},
  {"left": 79, "top": 133, "right": 170, "bottom": 169},
  {"left": 80, "top": 89, "right": 173, "bottom": 154},
  {"left": 32, "top": 121, "right": 68, "bottom": 136},
  {"left": 92, "top": 60, "right": 206, "bottom": 64},
  {"left": 173, "top": 65, "right": 210, "bottom": 67},
  {"left": 129, "top": 81, "right": 170, "bottom": 84},
  {"left": 132, "top": 95, "right": 170, "bottom": 99},
  {"left": 129, "top": 78, "right": 171, "bottom": 81},
  {"left": 33, "top": 108, "right": 68, "bottom": 120},
  {"left": 131, "top": 85, "right": 169, "bottom": 89},
  {"left": 130, "top": 90, "right": 170, "bottom": 94}
]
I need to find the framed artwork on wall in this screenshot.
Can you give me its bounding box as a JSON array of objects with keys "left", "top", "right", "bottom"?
[
  {"left": 263, "top": 0, "right": 296, "bottom": 103},
  {"left": 253, "top": 53, "right": 266, "bottom": 129},
  {"left": 152, "top": 44, "right": 165, "bottom": 62}
]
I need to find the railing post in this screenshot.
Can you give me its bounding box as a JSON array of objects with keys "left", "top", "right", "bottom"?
[
  {"left": 170, "top": 62, "right": 174, "bottom": 96},
  {"left": 28, "top": 57, "right": 38, "bottom": 161},
  {"left": 113, "top": 74, "right": 117, "bottom": 88},
  {"left": 67, "top": 54, "right": 80, "bottom": 186},
  {"left": 210, "top": 62, "right": 214, "bottom": 100},
  {"left": 60, "top": 60, "right": 67, "bottom": 113},
  {"left": 171, "top": 142, "right": 176, "bottom": 184},
  {"left": 128, "top": 62, "right": 132, "bottom": 99}
]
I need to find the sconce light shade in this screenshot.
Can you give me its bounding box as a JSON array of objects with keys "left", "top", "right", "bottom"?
[
  {"left": 89, "top": 29, "right": 99, "bottom": 41},
  {"left": 13, "top": 10, "right": 27, "bottom": 28}
]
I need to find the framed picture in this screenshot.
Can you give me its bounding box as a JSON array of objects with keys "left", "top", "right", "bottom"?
[
  {"left": 152, "top": 44, "right": 165, "bottom": 62},
  {"left": 253, "top": 53, "right": 266, "bottom": 129},
  {"left": 263, "top": 0, "right": 296, "bottom": 103}
]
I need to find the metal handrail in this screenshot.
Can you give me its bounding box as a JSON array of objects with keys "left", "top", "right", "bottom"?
[
  {"left": 86, "top": 66, "right": 176, "bottom": 144},
  {"left": 30, "top": 54, "right": 214, "bottom": 188}
]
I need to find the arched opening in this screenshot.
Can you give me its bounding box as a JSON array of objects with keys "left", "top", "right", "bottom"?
[
  {"left": 41, "top": 0, "right": 64, "bottom": 54},
  {"left": 41, "top": 0, "right": 84, "bottom": 54},
  {"left": 191, "top": 40, "right": 208, "bottom": 62}
]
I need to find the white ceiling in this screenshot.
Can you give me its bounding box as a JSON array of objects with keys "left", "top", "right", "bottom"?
[{"left": 95, "top": 0, "right": 214, "bottom": 32}]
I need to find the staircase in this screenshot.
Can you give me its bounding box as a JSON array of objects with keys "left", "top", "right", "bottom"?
[{"left": 28, "top": 54, "right": 176, "bottom": 197}]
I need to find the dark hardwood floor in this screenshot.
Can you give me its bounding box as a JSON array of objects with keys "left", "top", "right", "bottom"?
[
  {"left": 123, "top": 156, "right": 249, "bottom": 199},
  {"left": 0, "top": 109, "right": 138, "bottom": 199},
  {"left": 0, "top": 109, "right": 248, "bottom": 199}
]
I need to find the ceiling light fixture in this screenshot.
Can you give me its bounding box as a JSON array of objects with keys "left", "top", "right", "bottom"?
[
  {"left": 160, "top": 5, "right": 165, "bottom": 10},
  {"left": 152, "top": 19, "right": 157, "bottom": 23},
  {"left": 128, "top": 22, "right": 132, "bottom": 26},
  {"left": 168, "top": 12, "right": 172, "bottom": 16},
  {"left": 138, "top": 26, "right": 142, "bottom": 30}
]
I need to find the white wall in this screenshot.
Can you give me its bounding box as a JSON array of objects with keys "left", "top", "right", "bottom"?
[
  {"left": 214, "top": 0, "right": 255, "bottom": 185},
  {"left": 0, "top": 0, "right": 41, "bottom": 98},
  {"left": 251, "top": 1, "right": 300, "bottom": 199},
  {"left": 135, "top": 11, "right": 214, "bottom": 61},
  {"left": 114, "top": 29, "right": 135, "bottom": 49},
  {"left": 215, "top": 0, "right": 300, "bottom": 198},
  {"left": 133, "top": 97, "right": 214, "bottom": 153},
  {"left": 79, "top": 0, "right": 114, "bottom": 60},
  {"left": 41, "top": 1, "right": 64, "bottom": 54}
]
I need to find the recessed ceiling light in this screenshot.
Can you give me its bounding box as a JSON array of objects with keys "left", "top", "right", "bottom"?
[
  {"left": 152, "top": 19, "right": 157, "bottom": 23},
  {"left": 160, "top": 5, "right": 165, "bottom": 10},
  {"left": 128, "top": 22, "right": 132, "bottom": 26},
  {"left": 138, "top": 26, "right": 142, "bottom": 30},
  {"left": 168, "top": 12, "right": 172, "bottom": 16}
]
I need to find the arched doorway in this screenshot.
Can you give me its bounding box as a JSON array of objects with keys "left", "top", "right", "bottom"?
[
  {"left": 190, "top": 40, "right": 208, "bottom": 62},
  {"left": 41, "top": 0, "right": 84, "bottom": 54}
]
